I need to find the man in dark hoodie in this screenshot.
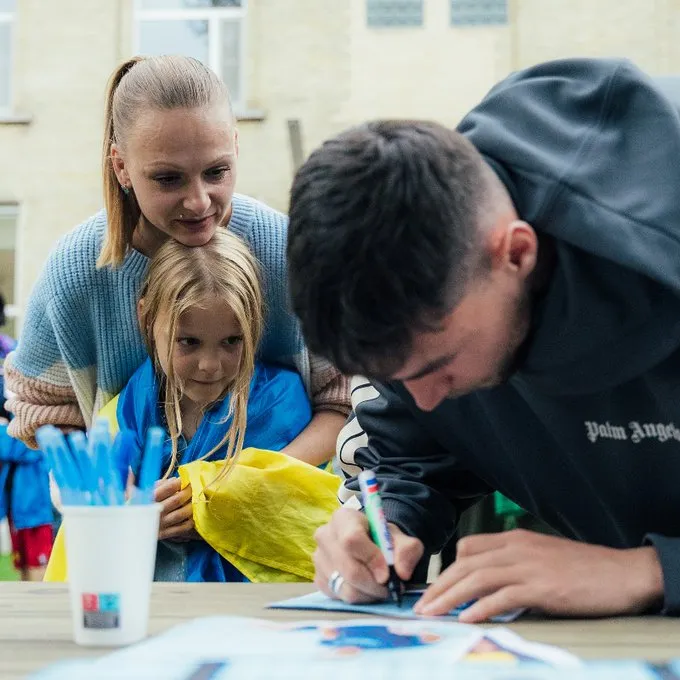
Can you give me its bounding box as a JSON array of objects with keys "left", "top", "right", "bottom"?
[{"left": 286, "top": 58, "right": 680, "bottom": 621}]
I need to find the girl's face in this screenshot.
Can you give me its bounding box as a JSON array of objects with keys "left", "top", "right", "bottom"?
[
  {"left": 111, "top": 103, "right": 238, "bottom": 252},
  {"left": 153, "top": 296, "right": 244, "bottom": 409}
]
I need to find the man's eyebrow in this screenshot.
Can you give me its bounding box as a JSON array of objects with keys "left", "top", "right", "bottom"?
[{"left": 395, "top": 353, "right": 456, "bottom": 382}]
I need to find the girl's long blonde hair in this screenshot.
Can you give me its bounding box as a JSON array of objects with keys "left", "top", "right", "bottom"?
[
  {"left": 98, "top": 54, "right": 233, "bottom": 268},
  {"left": 138, "top": 230, "right": 263, "bottom": 479}
]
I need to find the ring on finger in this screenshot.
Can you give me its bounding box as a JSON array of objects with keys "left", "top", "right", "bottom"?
[{"left": 328, "top": 570, "right": 345, "bottom": 597}]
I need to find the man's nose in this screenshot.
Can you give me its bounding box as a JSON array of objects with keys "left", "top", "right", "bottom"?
[{"left": 403, "top": 376, "right": 448, "bottom": 412}]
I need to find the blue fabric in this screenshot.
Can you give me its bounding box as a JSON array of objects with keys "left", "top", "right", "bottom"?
[
  {"left": 0, "top": 423, "right": 52, "bottom": 529},
  {"left": 115, "top": 358, "right": 312, "bottom": 582}
]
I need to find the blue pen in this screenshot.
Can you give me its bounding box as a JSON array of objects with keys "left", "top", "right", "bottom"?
[
  {"left": 68, "top": 430, "right": 100, "bottom": 505},
  {"left": 89, "top": 419, "right": 122, "bottom": 505},
  {"left": 36, "top": 426, "right": 82, "bottom": 505},
  {"left": 136, "top": 426, "right": 165, "bottom": 503},
  {"left": 110, "top": 429, "right": 137, "bottom": 501}
]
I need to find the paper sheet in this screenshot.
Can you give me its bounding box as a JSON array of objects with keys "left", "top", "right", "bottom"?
[
  {"left": 268, "top": 589, "right": 526, "bottom": 623},
  {"left": 32, "top": 615, "right": 586, "bottom": 680}
]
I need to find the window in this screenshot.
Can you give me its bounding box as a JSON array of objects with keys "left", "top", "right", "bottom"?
[
  {"left": 367, "top": 0, "right": 423, "bottom": 27},
  {"left": 135, "top": 1, "right": 246, "bottom": 110},
  {"left": 0, "top": 205, "right": 18, "bottom": 338},
  {"left": 451, "top": 0, "right": 507, "bottom": 26},
  {"left": 0, "top": 0, "right": 15, "bottom": 112}
]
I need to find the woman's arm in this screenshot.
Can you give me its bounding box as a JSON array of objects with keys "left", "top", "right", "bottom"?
[
  {"left": 282, "top": 409, "right": 348, "bottom": 467},
  {"left": 282, "top": 358, "right": 351, "bottom": 466},
  {"left": 5, "top": 354, "right": 84, "bottom": 449}
]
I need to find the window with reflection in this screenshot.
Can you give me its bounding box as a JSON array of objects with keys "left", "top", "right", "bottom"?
[
  {"left": 0, "top": 205, "right": 18, "bottom": 338},
  {"left": 0, "top": 0, "right": 16, "bottom": 112},
  {"left": 136, "top": 0, "right": 245, "bottom": 109}
]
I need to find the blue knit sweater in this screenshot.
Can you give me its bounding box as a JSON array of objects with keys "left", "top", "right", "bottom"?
[{"left": 6, "top": 194, "right": 330, "bottom": 444}]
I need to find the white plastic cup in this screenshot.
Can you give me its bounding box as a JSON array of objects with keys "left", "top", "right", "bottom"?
[{"left": 61, "top": 503, "right": 162, "bottom": 647}]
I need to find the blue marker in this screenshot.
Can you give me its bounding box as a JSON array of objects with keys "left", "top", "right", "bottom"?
[
  {"left": 110, "top": 429, "right": 136, "bottom": 495},
  {"left": 136, "top": 426, "right": 165, "bottom": 503},
  {"left": 36, "top": 426, "right": 82, "bottom": 505},
  {"left": 68, "top": 430, "right": 101, "bottom": 504},
  {"left": 89, "top": 419, "right": 123, "bottom": 505}
]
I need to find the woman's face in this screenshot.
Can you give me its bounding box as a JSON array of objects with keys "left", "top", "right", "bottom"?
[{"left": 111, "top": 103, "right": 238, "bottom": 250}]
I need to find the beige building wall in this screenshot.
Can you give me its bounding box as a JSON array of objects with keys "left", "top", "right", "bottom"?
[
  {"left": 513, "top": 0, "right": 680, "bottom": 74},
  {"left": 1, "top": 0, "right": 129, "bottom": 326},
  {"left": 3, "top": 0, "right": 680, "bottom": 334},
  {"left": 339, "top": 0, "right": 510, "bottom": 125}
]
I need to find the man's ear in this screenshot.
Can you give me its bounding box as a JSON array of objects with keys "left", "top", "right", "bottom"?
[
  {"left": 486, "top": 219, "right": 537, "bottom": 279},
  {"left": 234, "top": 128, "right": 239, "bottom": 159}
]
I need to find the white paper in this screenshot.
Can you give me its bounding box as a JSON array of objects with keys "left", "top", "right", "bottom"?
[{"left": 32, "top": 615, "right": 583, "bottom": 680}]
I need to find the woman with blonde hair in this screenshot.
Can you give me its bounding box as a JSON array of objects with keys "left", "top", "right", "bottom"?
[
  {"left": 5, "top": 55, "right": 349, "bottom": 470},
  {"left": 45, "top": 230, "right": 338, "bottom": 583}
]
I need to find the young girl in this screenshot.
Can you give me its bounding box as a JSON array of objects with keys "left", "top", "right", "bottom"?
[
  {"left": 110, "top": 229, "right": 333, "bottom": 582},
  {"left": 5, "top": 55, "right": 348, "bottom": 465}
]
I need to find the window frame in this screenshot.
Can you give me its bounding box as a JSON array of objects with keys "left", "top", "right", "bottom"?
[
  {"left": 450, "top": 0, "right": 508, "bottom": 26},
  {"left": 0, "top": 204, "right": 20, "bottom": 336},
  {"left": 0, "top": 2, "right": 15, "bottom": 114},
  {"left": 133, "top": 0, "right": 248, "bottom": 112},
  {"left": 366, "top": 0, "right": 424, "bottom": 28}
]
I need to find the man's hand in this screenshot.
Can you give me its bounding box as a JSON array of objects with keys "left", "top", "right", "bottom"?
[
  {"left": 154, "top": 478, "right": 200, "bottom": 542},
  {"left": 414, "top": 529, "right": 664, "bottom": 622},
  {"left": 313, "top": 507, "right": 425, "bottom": 603}
]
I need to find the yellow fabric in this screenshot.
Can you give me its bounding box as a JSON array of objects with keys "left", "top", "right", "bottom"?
[
  {"left": 178, "top": 448, "right": 341, "bottom": 582},
  {"left": 45, "top": 445, "right": 340, "bottom": 583},
  {"left": 44, "top": 525, "right": 67, "bottom": 581},
  {"left": 97, "top": 395, "right": 120, "bottom": 435}
]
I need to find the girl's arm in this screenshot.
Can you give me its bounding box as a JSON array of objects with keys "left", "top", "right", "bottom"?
[{"left": 282, "top": 358, "right": 350, "bottom": 466}]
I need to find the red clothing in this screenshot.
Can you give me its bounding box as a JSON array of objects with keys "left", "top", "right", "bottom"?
[{"left": 9, "top": 521, "right": 52, "bottom": 569}]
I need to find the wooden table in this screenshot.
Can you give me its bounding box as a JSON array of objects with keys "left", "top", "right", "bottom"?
[{"left": 1, "top": 582, "right": 679, "bottom": 678}]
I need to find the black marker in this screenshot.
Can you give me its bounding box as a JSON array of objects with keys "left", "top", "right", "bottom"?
[{"left": 358, "top": 470, "right": 403, "bottom": 606}]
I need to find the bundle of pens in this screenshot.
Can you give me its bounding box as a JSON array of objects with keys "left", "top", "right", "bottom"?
[{"left": 35, "top": 420, "right": 165, "bottom": 506}]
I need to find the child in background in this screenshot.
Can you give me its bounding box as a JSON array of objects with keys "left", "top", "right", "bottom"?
[
  {"left": 0, "top": 292, "right": 16, "bottom": 422},
  {"left": 0, "top": 295, "right": 53, "bottom": 581},
  {"left": 111, "top": 229, "right": 320, "bottom": 582},
  {"left": 0, "top": 424, "right": 53, "bottom": 581}
]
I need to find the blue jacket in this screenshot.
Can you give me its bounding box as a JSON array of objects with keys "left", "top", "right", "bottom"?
[
  {"left": 0, "top": 423, "right": 52, "bottom": 529},
  {"left": 115, "top": 358, "right": 313, "bottom": 582}
]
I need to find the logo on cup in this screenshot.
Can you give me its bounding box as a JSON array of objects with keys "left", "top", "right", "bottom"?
[{"left": 82, "top": 592, "right": 121, "bottom": 629}]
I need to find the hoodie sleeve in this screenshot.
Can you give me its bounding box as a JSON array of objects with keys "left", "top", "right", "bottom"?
[
  {"left": 336, "top": 378, "right": 493, "bottom": 554},
  {"left": 644, "top": 534, "right": 680, "bottom": 615}
]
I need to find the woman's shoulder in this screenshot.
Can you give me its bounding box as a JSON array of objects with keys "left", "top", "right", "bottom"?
[
  {"left": 42, "top": 211, "right": 107, "bottom": 289},
  {"left": 50, "top": 210, "right": 107, "bottom": 261},
  {"left": 230, "top": 194, "right": 288, "bottom": 240}
]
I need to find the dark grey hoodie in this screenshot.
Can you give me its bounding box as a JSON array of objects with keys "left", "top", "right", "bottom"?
[{"left": 341, "top": 58, "right": 680, "bottom": 614}]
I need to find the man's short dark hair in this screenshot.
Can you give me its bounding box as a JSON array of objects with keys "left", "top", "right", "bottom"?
[
  {"left": 0, "top": 292, "right": 5, "bottom": 327},
  {"left": 287, "top": 120, "right": 489, "bottom": 376}
]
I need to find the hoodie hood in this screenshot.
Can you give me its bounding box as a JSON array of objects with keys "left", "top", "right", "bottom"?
[{"left": 459, "top": 58, "right": 680, "bottom": 395}]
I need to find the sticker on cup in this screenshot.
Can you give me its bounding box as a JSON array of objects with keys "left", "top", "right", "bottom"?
[{"left": 82, "top": 593, "right": 121, "bottom": 629}]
